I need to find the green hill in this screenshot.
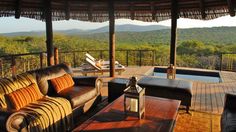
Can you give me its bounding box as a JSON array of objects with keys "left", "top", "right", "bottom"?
[{"left": 80, "top": 26, "right": 236, "bottom": 45}]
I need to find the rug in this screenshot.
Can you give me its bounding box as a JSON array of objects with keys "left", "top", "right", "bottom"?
[{"left": 174, "top": 110, "right": 221, "bottom": 132}]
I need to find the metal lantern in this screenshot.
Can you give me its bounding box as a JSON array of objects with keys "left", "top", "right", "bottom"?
[
  {"left": 167, "top": 64, "right": 176, "bottom": 79},
  {"left": 124, "top": 76, "right": 145, "bottom": 119}
]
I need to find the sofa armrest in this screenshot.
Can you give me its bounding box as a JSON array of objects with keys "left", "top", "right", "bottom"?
[
  {"left": 5, "top": 111, "right": 28, "bottom": 132},
  {"left": 0, "top": 109, "right": 27, "bottom": 132},
  {"left": 73, "top": 76, "right": 103, "bottom": 95},
  {"left": 224, "top": 93, "right": 236, "bottom": 110}
]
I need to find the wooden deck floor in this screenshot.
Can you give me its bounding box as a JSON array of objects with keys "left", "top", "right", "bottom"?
[{"left": 73, "top": 66, "right": 236, "bottom": 114}]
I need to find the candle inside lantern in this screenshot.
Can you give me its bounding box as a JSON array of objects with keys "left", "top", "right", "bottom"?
[{"left": 130, "top": 98, "right": 138, "bottom": 112}]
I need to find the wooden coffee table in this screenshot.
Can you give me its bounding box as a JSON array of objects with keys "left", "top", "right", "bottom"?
[{"left": 73, "top": 95, "right": 180, "bottom": 132}]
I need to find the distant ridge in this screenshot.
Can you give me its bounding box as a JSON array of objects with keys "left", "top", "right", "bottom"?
[
  {"left": 0, "top": 24, "right": 169, "bottom": 36},
  {"left": 90, "top": 24, "right": 169, "bottom": 33}
]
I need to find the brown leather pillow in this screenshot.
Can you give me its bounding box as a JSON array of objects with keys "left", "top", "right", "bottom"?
[
  {"left": 7, "top": 83, "right": 43, "bottom": 110},
  {"left": 50, "top": 73, "right": 74, "bottom": 93}
]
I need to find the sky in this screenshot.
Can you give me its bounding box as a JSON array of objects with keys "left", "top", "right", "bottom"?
[{"left": 0, "top": 15, "right": 236, "bottom": 33}]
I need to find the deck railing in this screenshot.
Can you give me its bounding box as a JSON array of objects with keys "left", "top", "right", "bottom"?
[
  {"left": 0, "top": 49, "right": 155, "bottom": 78},
  {"left": 0, "top": 50, "right": 235, "bottom": 78},
  {"left": 59, "top": 50, "right": 156, "bottom": 68},
  {"left": 220, "top": 53, "right": 236, "bottom": 72}
]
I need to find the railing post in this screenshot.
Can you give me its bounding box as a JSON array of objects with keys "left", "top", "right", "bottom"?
[
  {"left": 11, "top": 56, "right": 16, "bottom": 77},
  {"left": 23, "top": 61, "right": 26, "bottom": 72},
  {"left": 27, "top": 60, "right": 30, "bottom": 71},
  {"left": 139, "top": 50, "right": 142, "bottom": 66},
  {"left": 0, "top": 59, "right": 3, "bottom": 77},
  {"left": 100, "top": 50, "right": 103, "bottom": 59},
  {"left": 40, "top": 52, "right": 44, "bottom": 68},
  {"left": 126, "top": 50, "right": 129, "bottom": 66},
  {"left": 220, "top": 53, "right": 223, "bottom": 71},
  {"left": 73, "top": 52, "right": 76, "bottom": 68},
  {"left": 152, "top": 50, "right": 155, "bottom": 66},
  {"left": 54, "top": 47, "right": 59, "bottom": 65}
]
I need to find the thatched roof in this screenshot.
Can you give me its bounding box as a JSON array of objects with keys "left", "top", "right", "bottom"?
[{"left": 0, "top": 0, "right": 235, "bottom": 22}]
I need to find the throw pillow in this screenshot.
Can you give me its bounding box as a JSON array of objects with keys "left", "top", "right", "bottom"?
[
  {"left": 95, "top": 60, "right": 102, "bottom": 69},
  {"left": 7, "top": 83, "right": 43, "bottom": 110},
  {"left": 50, "top": 74, "right": 74, "bottom": 93}
]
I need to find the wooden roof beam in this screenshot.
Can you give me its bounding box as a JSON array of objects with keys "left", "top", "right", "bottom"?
[
  {"left": 227, "top": 0, "right": 235, "bottom": 16},
  {"left": 65, "top": 0, "right": 70, "bottom": 20},
  {"left": 15, "top": 0, "right": 21, "bottom": 19},
  {"left": 88, "top": 2, "right": 93, "bottom": 21},
  {"left": 130, "top": 2, "right": 135, "bottom": 20},
  {"left": 151, "top": 2, "right": 156, "bottom": 21},
  {"left": 200, "top": 0, "right": 206, "bottom": 19}
]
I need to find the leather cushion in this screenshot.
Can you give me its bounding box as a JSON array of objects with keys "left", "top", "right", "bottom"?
[
  {"left": 138, "top": 76, "right": 192, "bottom": 94},
  {"left": 6, "top": 83, "right": 43, "bottom": 110},
  {"left": 137, "top": 76, "right": 192, "bottom": 106},
  {"left": 57, "top": 86, "right": 97, "bottom": 109},
  {"left": 50, "top": 73, "right": 74, "bottom": 93}
]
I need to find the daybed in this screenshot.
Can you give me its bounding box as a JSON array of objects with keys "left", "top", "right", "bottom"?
[
  {"left": 0, "top": 63, "right": 102, "bottom": 131},
  {"left": 221, "top": 93, "right": 236, "bottom": 132},
  {"left": 80, "top": 57, "right": 125, "bottom": 76},
  {"left": 85, "top": 53, "right": 119, "bottom": 65}
]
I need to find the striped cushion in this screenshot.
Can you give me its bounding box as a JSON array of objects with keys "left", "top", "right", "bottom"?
[
  {"left": 7, "top": 83, "right": 43, "bottom": 110},
  {"left": 50, "top": 74, "right": 74, "bottom": 93},
  {"left": 0, "top": 78, "right": 18, "bottom": 108},
  {"left": 0, "top": 73, "right": 37, "bottom": 109},
  {"left": 20, "top": 96, "right": 72, "bottom": 131}
]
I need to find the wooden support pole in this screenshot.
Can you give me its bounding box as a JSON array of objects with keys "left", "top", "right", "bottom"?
[
  {"left": 54, "top": 47, "right": 59, "bottom": 65},
  {"left": 15, "top": 0, "right": 21, "bottom": 19},
  {"left": 45, "top": 0, "right": 54, "bottom": 66},
  {"left": 109, "top": 1, "right": 115, "bottom": 77},
  {"left": 170, "top": 0, "right": 178, "bottom": 66}
]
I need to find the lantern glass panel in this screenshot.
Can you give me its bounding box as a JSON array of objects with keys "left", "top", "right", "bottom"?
[{"left": 125, "top": 97, "right": 138, "bottom": 112}]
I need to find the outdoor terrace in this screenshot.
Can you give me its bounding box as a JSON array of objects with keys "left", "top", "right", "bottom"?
[
  {"left": 73, "top": 66, "right": 236, "bottom": 114},
  {"left": 72, "top": 66, "right": 236, "bottom": 131}
]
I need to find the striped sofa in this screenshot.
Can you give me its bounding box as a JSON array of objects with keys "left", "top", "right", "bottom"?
[{"left": 0, "top": 63, "right": 102, "bottom": 132}]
